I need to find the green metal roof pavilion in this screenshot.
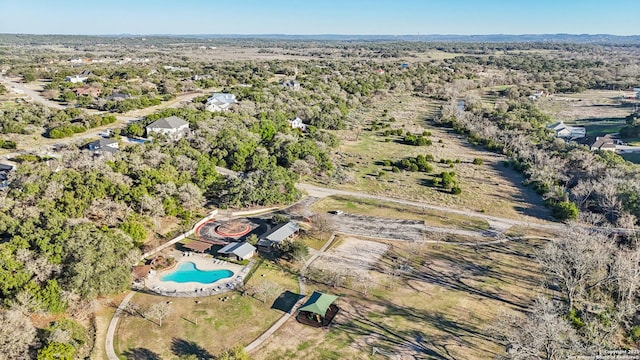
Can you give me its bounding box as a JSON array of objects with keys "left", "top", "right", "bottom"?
[{"left": 298, "top": 291, "right": 338, "bottom": 316}]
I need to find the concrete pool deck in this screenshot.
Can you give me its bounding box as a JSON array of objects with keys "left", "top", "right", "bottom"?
[{"left": 144, "top": 253, "right": 251, "bottom": 297}]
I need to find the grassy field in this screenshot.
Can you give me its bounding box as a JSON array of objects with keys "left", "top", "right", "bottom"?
[
  {"left": 254, "top": 237, "right": 547, "bottom": 360},
  {"left": 328, "top": 93, "right": 551, "bottom": 223},
  {"left": 115, "top": 262, "right": 298, "bottom": 359},
  {"left": 311, "top": 195, "right": 490, "bottom": 231}
]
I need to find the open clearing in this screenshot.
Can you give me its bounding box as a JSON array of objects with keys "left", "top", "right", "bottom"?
[
  {"left": 115, "top": 262, "right": 297, "bottom": 359},
  {"left": 255, "top": 236, "right": 547, "bottom": 360},
  {"left": 328, "top": 93, "right": 551, "bottom": 223},
  {"left": 310, "top": 236, "right": 389, "bottom": 278},
  {"left": 537, "top": 90, "right": 639, "bottom": 143},
  {"left": 311, "top": 194, "right": 490, "bottom": 231}
]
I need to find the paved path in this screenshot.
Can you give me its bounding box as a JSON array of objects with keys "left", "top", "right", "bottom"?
[
  {"left": 105, "top": 211, "right": 217, "bottom": 360},
  {"left": 105, "top": 291, "right": 135, "bottom": 360},
  {"left": 0, "top": 75, "right": 66, "bottom": 109},
  {"left": 245, "top": 233, "right": 336, "bottom": 353}
]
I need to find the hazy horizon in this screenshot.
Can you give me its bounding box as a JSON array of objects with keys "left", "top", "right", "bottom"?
[{"left": 1, "top": 0, "right": 638, "bottom": 36}]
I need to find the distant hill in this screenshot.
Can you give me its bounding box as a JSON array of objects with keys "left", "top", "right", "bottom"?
[
  {"left": 175, "top": 33, "right": 640, "bottom": 44},
  {"left": 2, "top": 33, "right": 640, "bottom": 45}
]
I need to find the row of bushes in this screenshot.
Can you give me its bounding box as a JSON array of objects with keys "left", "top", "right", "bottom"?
[{"left": 48, "top": 114, "right": 117, "bottom": 139}]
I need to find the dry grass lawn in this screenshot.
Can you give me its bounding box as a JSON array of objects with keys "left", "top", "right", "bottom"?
[
  {"left": 330, "top": 93, "right": 551, "bottom": 223},
  {"left": 254, "top": 237, "right": 547, "bottom": 360},
  {"left": 115, "top": 263, "right": 298, "bottom": 359}
]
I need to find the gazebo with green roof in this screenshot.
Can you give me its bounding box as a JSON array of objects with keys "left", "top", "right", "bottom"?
[{"left": 296, "top": 291, "right": 340, "bottom": 327}]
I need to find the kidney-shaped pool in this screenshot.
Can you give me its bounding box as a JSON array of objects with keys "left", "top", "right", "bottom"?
[{"left": 161, "top": 261, "right": 234, "bottom": 284}]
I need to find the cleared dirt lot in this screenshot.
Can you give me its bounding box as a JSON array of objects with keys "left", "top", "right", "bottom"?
[{"left": 311, "top": 236, "right": 389, "bottom": 277}]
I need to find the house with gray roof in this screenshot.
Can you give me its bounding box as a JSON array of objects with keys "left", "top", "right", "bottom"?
[
  {"left": 0, "top": 163, "right": 14, "bottom": 189},
  {"left": 217, "top": 242, "right": 256, "bottom": 261},
  {"left": 205, "top": 93, "right": 237, "bottom": 112},
  {"left": 282, "top": 80, "right": 301, "bottom": 90},
  {"left": 257, "top": 221, "right": 300, "bottom": 252},
  {"left": 87, "top": 138, "right": 119, "bottom": 155},
  {"left": 65, "top": 70, "right": 92, "bottom": 83},
  {"left": 547, "top": 121, "right": 586, "bottom": 140},
  {"left": 145, "top": 116, "right": 190, "bottom": 140}
]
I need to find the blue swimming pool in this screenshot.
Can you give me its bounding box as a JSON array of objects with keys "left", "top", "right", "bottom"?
[{"left": 161, "top": 262, "right": 233, "bottom": 284}]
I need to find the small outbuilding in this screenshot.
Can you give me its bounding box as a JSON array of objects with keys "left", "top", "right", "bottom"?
[
  {"left": 296, "top": 291, "right": 340, "bottom": 327},
  {"left": 217, "top": 242, "right": 256, "bottom": 261},
  {"left": 183, "top": 240, "right": 214, "bottom": 253},
  {"left": 257, "top": 221, "right": 300, "bottom": 252}
]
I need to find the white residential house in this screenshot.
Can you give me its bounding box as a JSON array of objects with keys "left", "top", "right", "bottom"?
[
  {"left": 205, "top": 93, "right": 237, "bottom": 112},
  {"left": 0, "top": 163, "right": 15, "bottom": 189},
  {"left": 590, "top": 135, "right": 622, "bottom": 151},
  {"left": 288, "top": 117, "right": 307, "bottom": 131},
  {"left": 547, "top": 121, "right": 586, "bottom": 140},
  {"left": 145, "top": 116, "right": 190, "bottom": 140},
  {"left": 65, "top": 70, "right": 91, "bottom": 83},
  {"left": 282, "top": 80, "right": 301, "bottom": 90},
  {"left": 528, "top": 91, "right": 545, "bottom": 100},
  {"left": 87, "top": 138, "right": 119, "bottom": 155}
]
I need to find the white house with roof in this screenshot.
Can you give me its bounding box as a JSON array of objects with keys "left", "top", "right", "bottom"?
[
  {"left": 547, "top": 121, "right": 586, "bottom": 140},
  {"left": 217, "top": 242, "right": 256, "bottom": 261},
  {"left": 0, "top": 163, "right": 15, "bottom": 189},
  {"left": 87, "top": 138, "right": 119, "bottom": 155},
  {"left": 145, "top": 116, "right": 190, "bottom": 140},
  {"left": 282, "top": 80, "right": 301, "bottom": 90},
  {"left": 257, "top": 221, "right": 300, "bottom": 252},
  {"left": 288, "top": 117, "right": 307, "bottom": 131},
  {"left": 205, "top": 93, "right": 237, "bottom": 112},
  {"left": 65, "top": 70, "right": 91, "bottom": 83}
]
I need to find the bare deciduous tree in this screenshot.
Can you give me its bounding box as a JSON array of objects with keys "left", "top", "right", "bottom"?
[
  {"left": 493, "top": 297, "right": 583, "bottom": 360},
  {"left": 248, "top": 280, "right": 281, "bottom": 303},
  {"left": 536, "top": 228, "right": 613, "bottom": 310},
  {"left": 178, "top": 182, "right": 204, "bottom": 219},
  {"left": 0, "top": 310, "right": 38, "bottom": 360},
  {"left": 144, "top": 302, "right": 173, "bottom": 327}
]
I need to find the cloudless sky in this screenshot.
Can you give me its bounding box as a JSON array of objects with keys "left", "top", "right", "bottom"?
[{"left": 0, "top": 0, "right": 638, "bottom": 35}]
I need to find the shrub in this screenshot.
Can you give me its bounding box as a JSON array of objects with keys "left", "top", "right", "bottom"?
[
  {"left": 549, "top": 200, "right": 579, "bottom": 221},
  {"left": 568, "top": 307, "right": 585, "bottom": 329},
  {"left": 391, "top": 166, "right": 400, "bottom": 173},
  {"left": 0, "top": 140, "right": 17, "bottom": 149},
  {"left": 451, "top": 186, "right": 462, "bottom": 195},
  {"left": 271, "top": 214, "right": 290, "bottom": 225},
  {"left": 473, "top": 158, "right": 484, "bottom": 165}
]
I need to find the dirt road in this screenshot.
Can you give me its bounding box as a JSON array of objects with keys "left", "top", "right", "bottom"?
[{"left": 296, "top": 183, "right": 566, "bottom": 233}]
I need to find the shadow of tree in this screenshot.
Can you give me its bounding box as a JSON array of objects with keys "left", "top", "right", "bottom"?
[
  {"left": 122, "top": 347, "right": 161, "bottom": 360},
  {"left": 369, "top": 244, "right": 542, "bottom": 310},
  {"left": 335, "top": 297, "right": 502, "bottom": 360},
  {"left": 170, "top": 338, "right": 213, "bottom": 360}
]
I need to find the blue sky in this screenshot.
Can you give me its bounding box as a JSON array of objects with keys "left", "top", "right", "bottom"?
[{"left": 0, "top": 0, "right": 638, "bottom": 35}]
